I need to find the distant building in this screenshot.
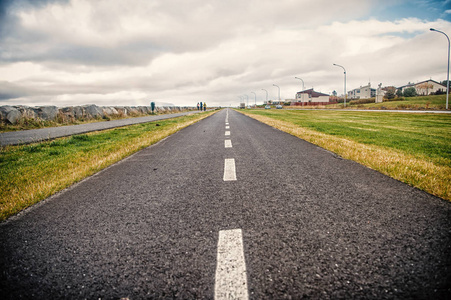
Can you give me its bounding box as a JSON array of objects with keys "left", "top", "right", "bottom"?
[
  {"left": 397, "top": 79, "right": 446, "bottom": 95},
  {"left": 348, "top": 82, "right": 376, "bottom": 99},
  {"left": 296, "top": 88, "right": 330, "bottom": 102}
]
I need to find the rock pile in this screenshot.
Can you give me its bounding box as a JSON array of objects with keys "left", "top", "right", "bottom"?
[{"left": 0, "top": 105, "right": 195, "bottom": 125}]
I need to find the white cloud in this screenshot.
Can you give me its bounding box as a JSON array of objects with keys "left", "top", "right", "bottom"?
[{"left": 0, "top": 0, "right": 450, "bottom": 107}]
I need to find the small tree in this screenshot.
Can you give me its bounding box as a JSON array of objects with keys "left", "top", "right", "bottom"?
[
  {"left": 384, "top": 86, "right": 396, "bottom": 100},
  {"left": 396, "top": 89, "right": 403, "bottom": 97},
  {"left": 403, "top": 87, "right": 417, "bottom": 97}
]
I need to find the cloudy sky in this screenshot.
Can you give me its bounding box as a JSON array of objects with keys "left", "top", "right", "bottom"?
[{"left": 0, "top": 0, "right": 450, "bottom": 107}]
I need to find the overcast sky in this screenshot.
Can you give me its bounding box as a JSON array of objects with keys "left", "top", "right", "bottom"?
[{"left": 1, "top": 0, "right": 451, "bottom": 107}]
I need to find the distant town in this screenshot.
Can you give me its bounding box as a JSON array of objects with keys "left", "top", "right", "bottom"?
[{"left": 264, "top": 79, "right": 448, "bottom": 106}]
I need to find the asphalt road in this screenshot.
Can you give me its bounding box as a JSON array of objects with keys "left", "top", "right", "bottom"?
[
  {"left": 1, "top": 109, "right": 450, "bottom": 299},
  {"left": 0, "top": 110, "right": 204, "bottom": 146}
]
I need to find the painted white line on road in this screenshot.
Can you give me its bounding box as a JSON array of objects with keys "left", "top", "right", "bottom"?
[
  {"left": 215, "top": 229, "right": 248, "bottom": 300},
  {"left": 225, "top": 140, "right": 232, "bottom": 148},
  {"left": 225, "top": 131, "right": 230, "bottom": 136},
  {"left": 223, "top": 158, "right": 236, "bottom": 181},
  {"left": 225, "top": 126, "right": 230, "bottom": 129},
  {"left": 226, "top": 122, "right": 229, "bottom": 125}
]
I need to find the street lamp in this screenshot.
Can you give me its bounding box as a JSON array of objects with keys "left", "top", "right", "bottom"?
[
  {"left": 295, "top": 77, "right": 305, "bottom": 105},
  {"left": 333, "top": 63, "right": 347, "bottom": 108},
  {"left": 251, "top": 92, "right": 257, "bottom": 107},
  {"left": 273, "top": 84, "right": 280, "bottom": 103},
  {"left": 295, "top": 77, "right": 305, "bottom": 90},
  {"left": 244, "top": 94, "right": 249, "bottom": 107},
  {"left": 430, "top": 28, "right": 450, "bottom": 110},
  {"left": 262, "top": 89, "right": 268, "bottom": 104}
]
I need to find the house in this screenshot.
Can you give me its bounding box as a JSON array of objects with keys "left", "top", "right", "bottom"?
[
  {"left": 348, "top": 82, "right": 376, "bottom": 99},
  {"left": 397, "top": 79, "right": 446, "bottom": 95},
  {"left": 295, "top": 88, "right": 330, "bottom": 102}
]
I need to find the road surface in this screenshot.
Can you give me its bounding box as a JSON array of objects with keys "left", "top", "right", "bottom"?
[{"left": 1, "top": 109, "right": 450, "bottom": 299}]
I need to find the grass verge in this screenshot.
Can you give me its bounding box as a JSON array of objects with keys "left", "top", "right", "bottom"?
[
  {"left": 0, "top": 111, "right": 216, "bottom": 221},
  {"left": 356, "top": 94, "right": 448, "bottom": 110},
  {"left": 239, "top": 109, "right": 450, "bottom": 201},
  {"left": 286, "top": 94, "right": 449, "bottom": 110}
]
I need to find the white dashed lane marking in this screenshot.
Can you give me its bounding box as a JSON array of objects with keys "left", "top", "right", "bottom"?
[
  {"left": 225, "top": 126, "right": 230, "bottom": 129},
  {"left": 225, "top": 140, "right": 232, "bottom": 148},
  {"left": 223, "top": 158, "right": 237, "bottom": 181},
  {"left": 215, "top": 229, "right": 249, "bottom": 300},
  {"left": 225, "top": 131, "right": 230, "bottom": 136}
]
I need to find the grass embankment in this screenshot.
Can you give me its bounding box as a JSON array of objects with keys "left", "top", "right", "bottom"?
[
  {"left": 0, "top": 111, "right": 216, "bottom": 221},
  {"left": 287, "top": 94, "right": 449, "bottom": 110},
  {"left": 240, "top": 109, "right": 451, "bottom": 201},
  {"left": 354, "top": 94, "right": 448, "bottom": 110}
]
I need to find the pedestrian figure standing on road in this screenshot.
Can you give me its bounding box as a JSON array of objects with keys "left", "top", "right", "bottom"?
[
  {"left": 197, "top": 102, "right": 200, "bottom": 110},
  {"left": 204, "top": 102, "right": 207, "bottom": 111},
  {"left": 200, "top": 102, "right": 203, "bottom": 111}
]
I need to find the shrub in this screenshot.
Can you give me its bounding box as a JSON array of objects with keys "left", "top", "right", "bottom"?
[
  {"left": 403, "top": 87, "right": 417, "bottom": 97},
  {"left": 349, "top": 98, "right": 376, "bottom": 105},
  {"left": 432, "top": 89, "right": 446, "bottom": 95},
  {"left": 384, "top": 87, "right": 396, "bottom": 100}
]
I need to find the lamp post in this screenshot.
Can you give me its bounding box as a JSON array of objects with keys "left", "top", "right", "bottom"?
[
  {"left": 333, "top": 63, "right": 347, "bottom": 108},
  {"left": 273, "top": 84, "right": 280, "bottom": 104},
  {"left": 244, "top": 94, "right": 249, "bottom": 108},
  {"left": 430, "top": 28, "right": 450, "bottom": 110},
  {"left": 251, "top": 92, "right": 257, "bottom": 107},
  {"left": 262, "top": 89, "right": 268, "bottom": 104},
  {"left": 295, "top": 77, "right": 305, "bottom": 105},
  {"left": 295, "top": 77, "right": 305, "bottom": 90}
]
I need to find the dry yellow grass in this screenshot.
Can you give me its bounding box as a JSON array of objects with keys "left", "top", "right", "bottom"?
[{"left": 241, "top": 111, "right": 450, "bottom": 201}]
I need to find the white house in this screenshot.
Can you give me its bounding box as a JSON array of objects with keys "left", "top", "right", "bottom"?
[
  {"left": 296, "top": 88, "right": 330, "bottom": 102},
  {"left": 348, "top": 83, "right": 376, "bottom": 99},
  {"left": 398, "top": 79, "right": 446, "bottom": 95}
]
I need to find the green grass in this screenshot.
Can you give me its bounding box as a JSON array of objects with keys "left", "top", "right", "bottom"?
[
  {"left": 0, "top": 111, "right": 215, "bottom": 221},
  {"left": 241, "top": 109, "right": 450, "bottom": 200},
  {"left": 351, "top": 94, "right": 448, "bottom": 110},
  {"left": 286, "top": 94, "right": 449, "bottom": 110},
  {"left": 246, "top": 109, "right": 450, "bottom": 165}
]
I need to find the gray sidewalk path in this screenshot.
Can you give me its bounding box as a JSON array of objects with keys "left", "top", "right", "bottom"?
[{"left": 0, "top": 110, "right": 204, "bottom": 146}]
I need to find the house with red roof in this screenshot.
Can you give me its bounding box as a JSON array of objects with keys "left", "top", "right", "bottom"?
[{"left": 295, "top": 88, "right": 330, "bottom": 103}]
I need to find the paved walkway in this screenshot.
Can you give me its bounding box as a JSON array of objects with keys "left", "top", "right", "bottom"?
[{"left": 0, "top": 110, "right": 204, "bottom": 146}]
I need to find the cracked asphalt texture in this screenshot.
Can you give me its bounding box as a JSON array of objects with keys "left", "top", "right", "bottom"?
[
  {"left": 1, "top": 109, "right": 450, "bottom": 299},
  {"left": 0, "top": 110, "right": 203, "bottom": 146}
]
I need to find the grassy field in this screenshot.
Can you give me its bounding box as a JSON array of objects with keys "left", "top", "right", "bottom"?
[
  {"left": 0, "top": 111, "right": 216, "bottom": 221},
  {"left": 240, "top": 109, "right": 450, "bottom": 201}
]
